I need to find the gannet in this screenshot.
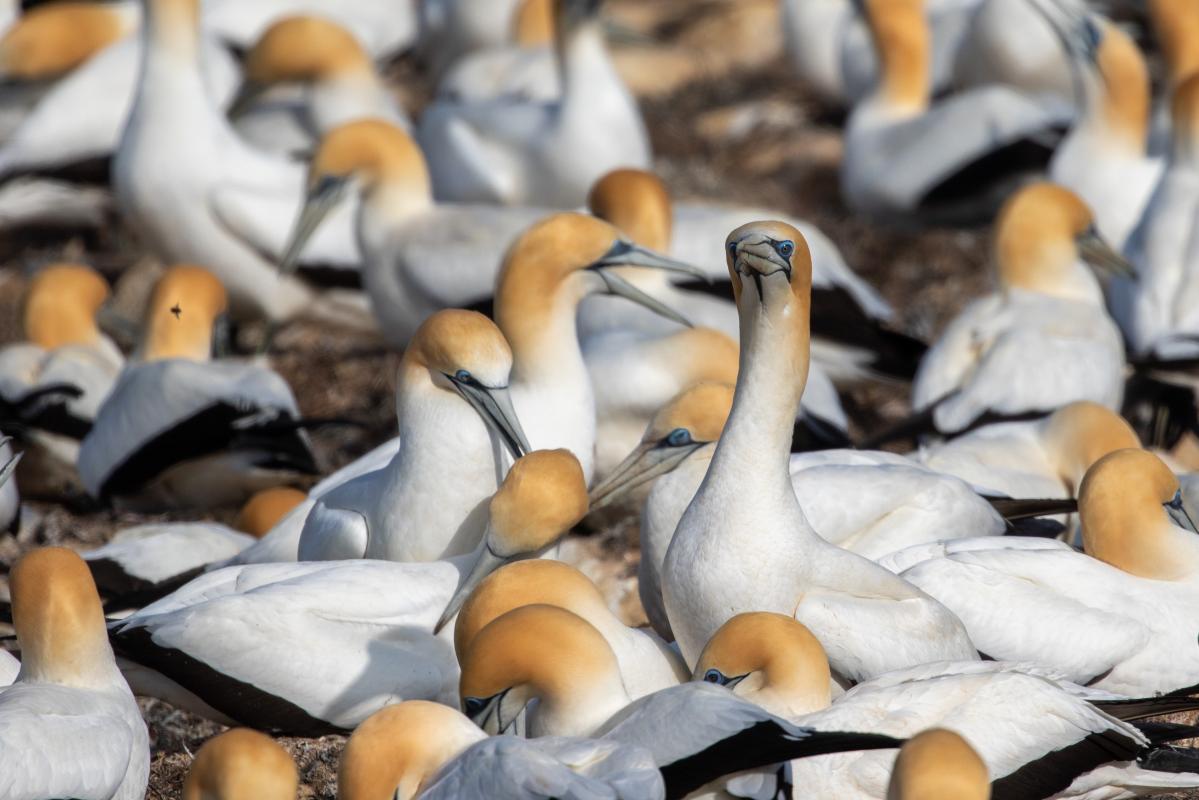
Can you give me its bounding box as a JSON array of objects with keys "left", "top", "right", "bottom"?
[
  {"left": 1048, "top": 9, "right": 1163, "bottom": 250},
  {"left": 1, "top": 547, "right": 149, "bottom": 799},
  {"left": 458, "top": 604, "right": 903, "bottom": 798},
  {"left": 83, "top": 487, "right": 306, "bottom": 608},
  {"left": 297, "top": 309, "right": 530, "bottom": 562},
  {"left": 900, "top": 183, "right": 1128, "bottom": 441},
  {"left": 433, "top": 0, "right": 559, "bottom": 104},
  {"left": 452, "top": 559, "right": 688, "bottom": 698},
  {"left": 915, "top": 401, "right": 1141, "bottom": 500},
  {"left": 231, "top": 15, "right": 411, "bottom": 156},
  {"left": 697, "top": 612, "right": 1199, "bottom": 799},
  {"left": 182, "top": 728, "right": 298, "bottom": 800},
  {"left": 894, "top": 448, "right": 1199, "bottom": 695},
  {"left": 110, "top": 449, "right": 589, "bottom": 732},
  {"left": 76, "top": 266, "right": 319, "bottom": 510},
  {"left": 841, "top": 0, "right": 1071, "bottom": 224},
  {"left": 591, "top": 382, "right": 1047, "bottom": 641},
  {"left": 886, "top": 729, "right": 989, "bottom": 800},
  {"left": 418, "top": 0, "right": 649, "bottom": 207},
  {"left": 113, "top": 0, "right": 367, "bottom": 325},
  {"left": 337, "top": 699, "right": 662, "bottom": 800},
  {"left": 0, "top": 263, "right": 123, "bottom": 494},
  {"left": 661, "top": 221, "right": 977, "bottom": 676}
]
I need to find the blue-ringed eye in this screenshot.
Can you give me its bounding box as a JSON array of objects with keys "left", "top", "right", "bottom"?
[
  {"left": 454, "top": 369, "right": 472, "bottom": 382},
  {"left": 774, "top": 240, "right": 795, "bottom": 259},
  {"left": 665, "top": 428, "right": 693, "bottom": 447},
  {"left": 727, "top": 242, "right": 738, "bottom": 258},
  {"left": 463, "top": 696, "right": 485, "bottom": 715},
  {"left": 703, "top": 668, "right": 726, "bottom": 685}
]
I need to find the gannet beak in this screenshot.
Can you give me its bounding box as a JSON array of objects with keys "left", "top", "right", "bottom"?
[
  {"left": 280, "top": 174, "right": 351, "bottom": 275},
  {"left": 593, "top": 268, "right": 694, "bottom": 327},
  {"left": 210, "top": 312, "right": 233, "bottom": 359},
  {"left": 449, "top": 376, "right": 531, "bottom": 460},
  {"left": 1166, "top": 490, "right": 1199, "bottom": 534},
  {"left": 0, "top": 440, "right": 21, "bottom": 490},
  {"left": 434, "top": 541, "right": 511, "bottom": 634},
  {"left": 1077, "top": 227, "right": 1135, "bottom": 281},
  {"left": 592, "top": 240, "right": 707, "bottom": 279},
  {"left": 463, "top": 689, "right": 519, "bottom": 735},
  {"left": 588, "top": 438, "right": 703, "bottom": 510},
  {"left": 226, "top": 80, "right": 267, "bottom": 119}
]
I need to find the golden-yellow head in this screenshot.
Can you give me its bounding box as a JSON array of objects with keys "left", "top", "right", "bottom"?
[
  {"left": 244, "top": 15, "right": 371, "bottom": 83},
  {"left": 1151, "top": 0, "right": 1199, "bottom": 86},
  {"left": 487, "top": 449, "right": 588, "bottom": 558},
  {"left": 645, "top": 381, "right": 734, "bottom": 445},
  {"left": 0, "top": 3, "right": 133, "bottom": 80},
  {"left": 140, "top": 265, "right": 229, "bottom": 362},
  {"left": 1042, "top": 401, "right": 1141, "bottom": 491},
  {"left": 22, "top": 263, "right": 109, "bottom": 349},
  {"left": 310, "top": 119, "right": 430, "bottom": 194},
  {"left": 234, "top": 487, "right": 307, "bottom": 538},
  {"left": 183, "top": 729, "right": 298, "bottom": 800},
  {"left": 587, "top": 168, "right": 673, "bottom": 253},
  {"left": 402, "top": 309, "right": 514, "bottom": 391},
  {"left": 861, "top": 0, "right": 930, "bottom": 110},
  {"left": 886, "top": 729, "right": 989, "bottom": 800}
]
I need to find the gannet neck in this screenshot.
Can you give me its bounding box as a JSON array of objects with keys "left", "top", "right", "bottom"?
[
  {"left": 338, "top": 702, "right": 485, "bottom": 800},
  {"left": 183, "top": 728, "right": 298, "bottom": 800},
  {"left": 312, "top": 70, "right": 397, "bottom": 133},
  {"left": 23, "top": 264, "right": 108, "bottom": 349},
  {"left": 11, "top": 547, "right": 123, "bottom": 689},
  {"left": 1041, "top": 401, "right": 1141, "bottom": 493},
  {"left": 514, "top": 0, "right": 555, "bottom": 47},
  {"left": 557, "top": 20, "right": 622, "bottom": 118},
  {"left": 886, "top": 729, "right": 989, "bottom": 800},
  {"left": 994, "top": 183, "right": 1104, "bottom": 303},
  {"left": 144, "top": 0, "right": 200, "bottom": 62},
  {"left": 1150, "top": 0, "right": 1199, "bottom": 88},
  {"left": 1084, "top": 22, "right": 1150, "bottom": 154},
  {"left": 1080, "top": 449, "right": 1199, "bottom": 580},
  {"left": 863, "top": 0, "right": 930, "bottom": 113},
  {"left": 1171, "top": 74, "right": 1199, "bottom": 168}
]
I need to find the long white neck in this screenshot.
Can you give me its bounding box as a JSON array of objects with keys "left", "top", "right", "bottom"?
[
  {"left": 137, "top": 0, "right": 204, "bottom": 113},
  {"left": 312, "top": 69, "right": 398, "bottom": 134}
]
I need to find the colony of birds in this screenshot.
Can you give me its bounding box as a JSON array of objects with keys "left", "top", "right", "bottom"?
[{"left": 5, "top": 0, "right": 1199, "bottom": 798}]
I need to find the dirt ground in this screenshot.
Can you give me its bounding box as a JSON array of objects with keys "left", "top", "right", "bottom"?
[{"left": 1, "top": 0, "right": 1193, "bottom": 798}]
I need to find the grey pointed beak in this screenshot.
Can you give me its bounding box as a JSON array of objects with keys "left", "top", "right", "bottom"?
[
  {"left": 593, "top": 239, "right": 708, "bottom": 279},
  {"left": 0, "top": 439, "right": 20, "bottom": 490},
  {"left": 280, "top": 174, "right": 351, "bottom": 275},
  {"left": 1077, "top": 228, "right": 1135, "bottom": 281},
  {"left": 464, "top": 689, "right": 518, "bottom": 735},
  {"left": 450, "top": 379, "right": 531, "bottom": 461},
  {"left": 588, "top": 439, "right": 703, "bottom": 511},
  {"left": 434, "top": 542, "right": 511, "bottom": 634},
  {"left": 1166, "top": 490, "right": 1199, "bottom": 534},
  {"left": 226, "top": 80, "right": 268, "bottom": 119}
]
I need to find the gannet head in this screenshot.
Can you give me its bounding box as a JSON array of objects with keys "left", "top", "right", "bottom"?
[
  {"left": 495, "top": 213, "right": 703, "bottom": 350},
  {"left": 514, "top": 0, "right": 555, "bottom": 46},
  {"left": 1079, "top": 448, "right": 1199, "bottom": 580},
  {"left": 452, "top": 559, "right": 611, "bottom": 661},
  {"left": 231, "top": 16, "right": 372, "bottom": 117},
  {"left": 183, "top": 728, "right": 298, "bottom": 800},
  {"left": 1170, "top": 73, "right": 1199, "bottom": 167},
  {"left": 589, "top": 381, "right": 734, "bottom": 510},
  {"left": 402, "top": 309, "right": 530, "bottom": 461},
  {"left": 995, "top": 183, "right": 1132, "bottom": 298},
  {"left": 0, "top": 2, "right": 136, "bottom": 80},
  {"left": 1041, "top": 401, "right": 1141, "bottom": 493},
  {"left": 858, "top": 0, "right": 929, "bottom": 111},
  {"left": 886, "top": 729, "right": 989, "bottom": 800},
  {"left": 234, "top": 487, "right": 307, "bottom": 538},
  {"left": 281, "top": 119, "right": 431, "bottom": 273},
  {"left": 22, "top": 263, "right": 109, "bottom": 349},
  {"left": 693, "top": 612, "right": 832, "bottom": 718},
  {"left": 458, "top": 604, "right": 625, "bottom": 736},
  {"left": 587, "top": 168, "right": 673, "bottom": 253},
  {"left": 10, "top": 546, "right": 116, "bottom": 688},
  {"left": 1150, "top": 0, "right": 1199, "bottom": 88},
  {"left": 139, "top": 265, "right": 229, "bottom": 362},
  {"left": 435, "top": 449, "right": 588, "bottom": 632},
  {"left": 337, "top": 701, "right": 485, "bottom": 800}
]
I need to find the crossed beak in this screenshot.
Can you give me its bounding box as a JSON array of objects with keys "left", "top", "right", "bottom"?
[
  {"left": 435, "top": 541, "right": 512, "bottom": 634},
  {"left": 588, "top": 438, "right": 705, "bottom": 511}
]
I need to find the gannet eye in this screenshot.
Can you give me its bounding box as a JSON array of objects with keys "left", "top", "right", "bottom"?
[
  {"left": 703, "top": 668, "right": 727, "bottom": 685},
  {"left": 665, "top": 428, "right": 693, "bottom": 447},
  {"left": 727, "top": 242, "right": 738, "bottom": 259},
  {"left": 455, "top": 369, "right": 472, "bottom": 383},
  {"left": 774, "top": 240, "right": 795, "bottom": 259},
  {"left": 463, "top": 696, "right": 486, "bottom": 716}
]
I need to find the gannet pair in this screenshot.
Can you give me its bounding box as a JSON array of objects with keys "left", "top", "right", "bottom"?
[
  {"left": 661, "top": 222, "right": 977, "bottom": 679},
  {"left": 77, "top": 266, "right": 319, "bottom": 510},
  {"left": 297, "top": 310, "right": 530, "bottom": 563},
  {"left": 457, "top": 604, "right": 902, "bottom": 798},
  {"left": 893, "top": 448, "right": 1199, "bottom": 695},
  {"left": 0, "top": 264, "right": 123, "bottom": 496},
  {"left": 114, "top": 0, "right": 367, "bottom": 326},
  {"left": 110, "top": 450, "right": 590, "bottom": 732},
  {"left": 898, "top": 183, "right": 1128, "bottom": 441},
  {"left": 231, "top": 15, "right": 411, "bottom": 157},
  {"left": 418, "top": 0, "right": 650, "bottom": 208},
  {"left": 591, "top": 382, "right": 1062, "bottom": 641},
  {"left": 699, "top": 612, "right": 1199, "bottom": 799},
  {"left": 841, "top": 0, "right": 1071, "bottom": 224},
  {"left": 1, "top": 547, "right": 148, "bottom": 799}
]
